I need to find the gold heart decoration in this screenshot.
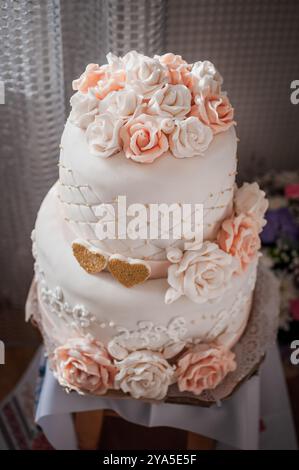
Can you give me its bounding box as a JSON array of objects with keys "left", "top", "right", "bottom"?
[
  {"left": 108, "top": 255, "right": 151, "bottom": 288},
  {"left": 72, "top": 241, "right": 108, "bottom": 274}
]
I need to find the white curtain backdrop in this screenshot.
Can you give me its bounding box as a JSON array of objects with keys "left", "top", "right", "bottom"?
[{"left": 0, "top": 0, "right": 299, "bottom": 344}]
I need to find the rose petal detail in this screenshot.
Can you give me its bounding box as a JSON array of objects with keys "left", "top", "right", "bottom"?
[
  {"left": 115, "top": 350, "right": 174, "bottom": 400},
  {"left": 176, "top": 343, "right": 236, "bottom": 395},
  {"left": 53, "top": 337, "right": 117, "bottom": 395},
  {"left": 120, "top": 114, "right": 169, "bottom": 163}
]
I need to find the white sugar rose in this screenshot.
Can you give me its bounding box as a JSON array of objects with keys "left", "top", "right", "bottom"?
[
  {"left": 106, "top": 52, "right": 125, "bottom": 72},
  {"left": 165, "top": 241, "right": 236, "bottom": 304},
  {"left": 190, "top": 60, "right": 223, "bottom": 97},
  {"left": 234, "top": 182, "right": 268, "bottom": 231},
  {"left": 86, "top": 113, "right": 123, "bottom": 158},
  {"left": 124, "top": 50, "right": 168, "bottom": 98},
  {"left": 69, "top": 91, "right": 99, "bottom": 129},
  {"left": 147, "top": 84, "right": 191, "bottom": 118},
  {"left": 122, "top": 50, "right": 144, "bottom": 66},
  {"left": 169, "top": 116, "right": 213, "bottom": 158},
  {"left": 115, "top": 350, "right": 174, "bottom": 400},
  {"left": 99, "top": 88, "right": 143, "bottom": 118}
]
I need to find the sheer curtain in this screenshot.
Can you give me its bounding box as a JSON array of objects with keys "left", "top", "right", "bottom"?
[
  {"left": 0, "top": 0, "right": 166, "bottom": 344},
  {"left": 1, "top": 0, "right": 299, "bottom": 344}
]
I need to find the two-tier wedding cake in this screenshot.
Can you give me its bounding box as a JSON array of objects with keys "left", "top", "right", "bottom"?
[{"left": 30, "top": 51, "right": 268, "bottom": 400}]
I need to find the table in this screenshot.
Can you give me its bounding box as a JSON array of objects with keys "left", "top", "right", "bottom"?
[{"left": 35, "top": 344, "right": 297, "bottom": 450}]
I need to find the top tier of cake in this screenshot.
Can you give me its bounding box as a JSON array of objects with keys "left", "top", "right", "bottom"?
[{"left": 58, "top": 51, "right": 237, "bottom": 261}]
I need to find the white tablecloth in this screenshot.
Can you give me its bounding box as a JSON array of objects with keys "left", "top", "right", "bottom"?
[{"left": 35, "top": 344, "right": 297, "bottom": 450}]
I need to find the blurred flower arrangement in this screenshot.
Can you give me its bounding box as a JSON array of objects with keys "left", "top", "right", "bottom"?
[{"left": 257, "top": 171, "right": 299, "bottom": 330}]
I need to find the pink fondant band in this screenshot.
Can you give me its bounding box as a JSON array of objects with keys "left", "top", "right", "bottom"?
[
  {"left": 103, "top": 259, "right": 170, "bottom": 279},
  {"left": 147, "top": 259, "right": 170, "bottom": 279}
]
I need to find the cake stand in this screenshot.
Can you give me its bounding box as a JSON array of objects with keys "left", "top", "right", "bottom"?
[{"left": 24, "top": 263, "right": 294, "bottom": 449}]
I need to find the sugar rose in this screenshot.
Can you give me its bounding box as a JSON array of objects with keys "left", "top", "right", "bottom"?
[
  {"left": 217, "top": 214, "right": 261, "bottom": 272},
  {"left": 234, "top": 182, "right": 268, "bottom": 231},
  {"left": 72, "top": 63, "right": 104, "bottom": 93},
  {"left": 169, "top": 116, "right": 213, "bottom": 158},
  {"left": 53, "top": 337, "right": 117, "bottom": 395},
  {"left": 120, "top": 114, "right": 169, "bottom": 163},
  {"left": 190, "top": 94, "right": 235, "bottom": 135},
  {"left": 155, "top": 53, "right": 191, "bottom": 86},
  {"left": 165, "top": 241, "right": 235, "bottom": 304},
  {"left": 72, "top": 59, "right": 125, "bottom": 99},
  {"left": 99, "top": 88, "right": 142, "bottom": 118},
  {"left": 190, "top": 60, "right": 223, "bottom": 97},
  {"left": 176, "top": 343, "right": 236, "bottom": 395},
  {"left": 124, "top": 50, "right": 168, "bottom": 98},
  {"left": 115, "top": 350, "right": 174, "bottom": 400},
  {"left": 95, "top": 69, "right": 126, "bottom": 100},
  {"left": 147, "top": 84, "right": 191, "bottom": 118},
  {"left": 70, "top": 90, "right": 99, "bottom": 129},
  {"left": 86, "top": 113, "right": 123, "bottom": 158}
]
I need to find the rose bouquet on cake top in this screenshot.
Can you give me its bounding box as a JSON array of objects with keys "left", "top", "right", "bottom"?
[{"left": 70, "top": 51, "right": 236, "bottom": 163}]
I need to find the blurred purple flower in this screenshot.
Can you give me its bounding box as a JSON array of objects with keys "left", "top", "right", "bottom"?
[{"left": 261, "top": 207, "right": 299, "bottom": 244}]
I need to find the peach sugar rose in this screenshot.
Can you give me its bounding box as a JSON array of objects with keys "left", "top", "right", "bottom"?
[
  {"left": 95, "top": 70, "right": 126, "bottom": 100},
  {"left": 156, "top": 53, "right": 192, "bottom": 87},
  {"left": 217, "top": 214, "right": 261, "bottom": 272},
  {"left": 120, "top": 113, "right": 169, "bottom": 163},
  {"left": 53, "top": 337, "right": 117, "bottom": 395},
  {"left": 72, "top": 63, "right": 125, "bottom": 99},
  {"left": 72, "top": 63, "right": 104, "bottom": 93},
  {"left": 190, "top": 94, "right": 235, "bottom": 135},
  {"left": 176, "top": 343, "right": 236, "bottom": 395}
]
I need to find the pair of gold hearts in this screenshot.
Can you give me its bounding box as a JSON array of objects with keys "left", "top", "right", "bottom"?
[{"left": 72, "top": 242, "right": 151, "bottom": 288}]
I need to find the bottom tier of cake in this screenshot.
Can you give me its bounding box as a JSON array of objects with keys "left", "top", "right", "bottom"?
[{"left": 31, "top": 184, "right": 258, "bottom": 399}]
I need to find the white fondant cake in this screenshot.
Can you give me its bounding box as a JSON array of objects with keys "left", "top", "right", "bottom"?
[{"left": 31, "top": 52, "right": 268, "bottom": 400}]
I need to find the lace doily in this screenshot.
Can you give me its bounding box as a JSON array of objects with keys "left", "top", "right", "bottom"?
[{"left": 25, "top": 262, "right": 279, "bottom": 406}]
